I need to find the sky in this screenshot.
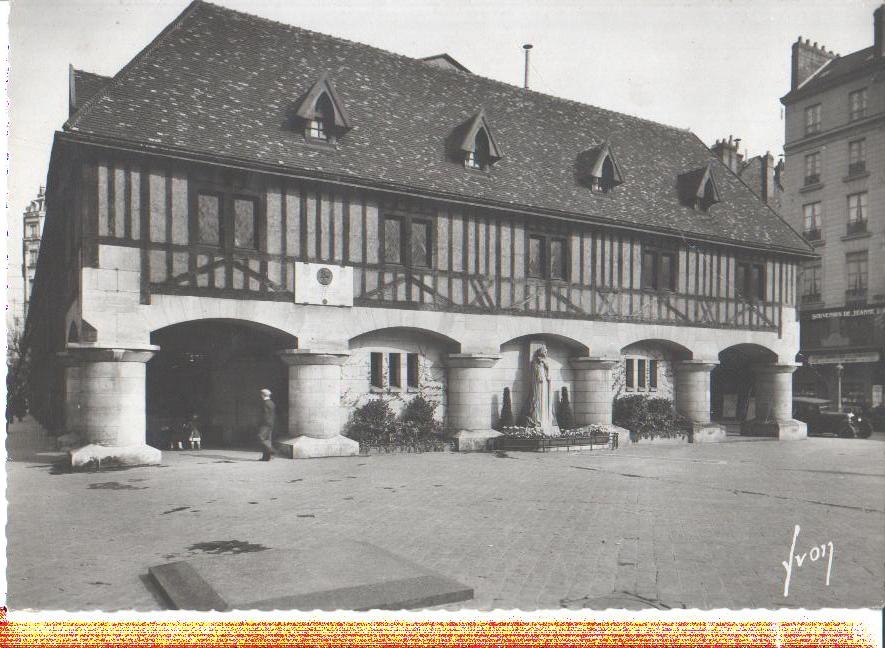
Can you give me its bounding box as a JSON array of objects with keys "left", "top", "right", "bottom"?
[{"left": 5, "top": 0, "right": 881, "bottom": 274}]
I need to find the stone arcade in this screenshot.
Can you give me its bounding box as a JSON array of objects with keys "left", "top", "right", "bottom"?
[{"left": 25, "top": 1, "right": 815, "bottom": 464}]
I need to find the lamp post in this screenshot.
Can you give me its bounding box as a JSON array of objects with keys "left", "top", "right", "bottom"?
[{"left": 835, "top": 363, "right": 844, "bottom": 412}]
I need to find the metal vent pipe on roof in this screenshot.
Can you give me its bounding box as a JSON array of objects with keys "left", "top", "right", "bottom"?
[{"left": 523, "top": 44, "right": 533, "bottom": 89}]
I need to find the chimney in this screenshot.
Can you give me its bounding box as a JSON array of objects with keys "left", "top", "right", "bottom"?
[
  {"left": 523, "top": 44, "right": 533, "bottom": 90},
  {"left": 791, "top": 37, "right": 836, "bottom": 90},
  {"left": 711, "top": 135, "right": 741, "bottom": 173},
  {"left": 875, "top": 4, "right": 885, "bottom": 57},
  {"left": 761, "top": 151, "right": 777, "bottom": 205}
]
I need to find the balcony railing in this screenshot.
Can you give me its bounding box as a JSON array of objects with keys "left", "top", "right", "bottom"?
[
  {"left": 804, "top": 173, "right": 820, "bottom": 186},
  {"left": 804, "top": 228, "right": 822, "bottom": 242},
  {"left": 801, "top": 292, "right": 822, "bottom": 305},
  {"left": 848, "top": 161, "right": 866, "bottom": 176},
  {"left": 846, "top": 220, "right": 867, "bottom": 236},
  {"left": 845, "top": 288, "right": 867, "bottom": 306}
]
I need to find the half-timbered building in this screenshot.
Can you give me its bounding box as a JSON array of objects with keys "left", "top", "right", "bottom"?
[{"left": 27, "top": 1, "right": 815, "bottom": 461}]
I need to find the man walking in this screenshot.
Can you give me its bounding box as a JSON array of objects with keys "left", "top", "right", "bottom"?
[{"left": 257, "top": 388, "right": 276, "bottom": 461}]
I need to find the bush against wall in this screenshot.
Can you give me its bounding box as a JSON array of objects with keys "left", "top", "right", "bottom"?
[
  {"left": 496, "top": 387, "right": 515, "bottom": 430},
  {"left": 557, "top": 386, "right": 574, "bottom": 431},
  {"left": 344, "top": 394, "right": 448, "bottom": 452},
  {"left": 613, "top": 394, "right": 689, "bottom": 440}
]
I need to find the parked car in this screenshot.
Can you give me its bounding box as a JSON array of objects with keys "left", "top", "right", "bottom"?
[{"left": 792, "top": 397, "right": 873, "bottom": 438}]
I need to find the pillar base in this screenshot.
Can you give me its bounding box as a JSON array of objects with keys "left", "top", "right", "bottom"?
[
  {"left": 741, "top": 419, "right": 808, "bottom": 440},
  {"left": 451, "top": 429, "right": 502, "bottom": 452},
  {"left": 69, "top": 443, "right": 162, "bottom": 469},
  {"left": 690, "top": 423, "right": 727, "bottom": 443},
  {"left": 276, "top": 435, "right": 359, "bottom": 459}
]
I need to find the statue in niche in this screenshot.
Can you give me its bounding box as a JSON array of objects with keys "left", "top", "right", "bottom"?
[{"left": 525, "top": 345, "right": 553, "bottom": 433}]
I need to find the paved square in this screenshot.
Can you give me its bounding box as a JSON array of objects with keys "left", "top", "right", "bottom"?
[{"left": 6, "top": 422, "right": 885, "bottom": 611}]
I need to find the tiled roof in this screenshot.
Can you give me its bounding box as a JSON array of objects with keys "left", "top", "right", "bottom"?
[
  {"left": 65, "top": 0, "right": 812, "bottom": 255},
  {"left": 70, "top": 68, "right": 112, "bottom": 115},
  {"left": 783, "top": 46, "right": 880, "bottom": 102}
]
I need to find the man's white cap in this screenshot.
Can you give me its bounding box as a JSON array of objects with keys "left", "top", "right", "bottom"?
[{"left": 260, "top": 388, "right": 272, "bottom": 396}]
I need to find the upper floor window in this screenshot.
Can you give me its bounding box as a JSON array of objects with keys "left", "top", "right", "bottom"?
[
  {"left": 306, "top": 93, "right": 333, "bottom": 142},
  {"left": 578, "top": 142, "right": 625, "bottom": 193},
  {"left": 847, "top": 191, "right": 868, "bottom": 235},
  {"left": 736, "top": 261, "right": 766, "bottom": 301},
  {"left": 848, "top": 140, "right": 866, "bottom": 175},
  {"left": 804, "top": 152, "right": 821, "bottom": 186},
  {"left": 801, "top": 262, "right": 822, "bottom": 303},
  {"left": 292, "top": 74, "right": 353, "bottom": 144},
  {"left": 677, "top": 163, "right": 720, "bottom": 212},
  {"left": 697, "top": 178, "right": 717, "bottom": 212},
  {"left": 845, "top": 251, "right": 868, "bottom": 301},
  {"left": 803, "top": 202, "right": 822, "bottom": 240},
  {"left": 194, "top": 189, "right": 260, "bottom": 251},
  {"left": 849, "top": 88, "right": 867, "bottom": 121},
  {"left": 527, "top": 233, "right": 568, "bottom": 281},
  {"left": 805, "top": 104, "right": 821, "bottom": 135},
  {"left": 466, "top": 128, "right": 491, "bottom": 170},
  {"left": 382, "top": 214, "right": 432, "bottom": 268},
  {"left": 449, "top": 109, "right": 503, "bottom": 171},
  {"left": 641, "top": 248, "right": 677, "bottom": 292}
]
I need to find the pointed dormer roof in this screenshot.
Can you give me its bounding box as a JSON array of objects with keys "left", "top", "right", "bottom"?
[
  {"left": 293, "top": 72, "right": 353, "bottom": 130},
  {"left": 449, "top": 109, "right": 503, "bottom": 163},
  {"left": 577, "top": 141, "right": 624, "bottom": 186},
  {"left": 677, "top": 163, "right": 721, "bottom": 208}
]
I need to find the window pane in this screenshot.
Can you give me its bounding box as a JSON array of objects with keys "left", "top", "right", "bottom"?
[
  {"left": 197, "top": 193, "right": 221, "bottom": 245},
  {"left": 637, "top": 359, "right": 647, "bottom": 389},
  {"left": 660, "top": 253, "right": 676, "bottom": 291},
  {"left": 370, "top": 352, "right": 383, "bottom": 388},
  {"left": 388, "top": 353, "right": 401, "bottom": 388},
  {"left": 384, "top": 218, "right": 402, "bottom": 264},
  {"left": 233, "top": 198, "right": 257, "bottom": 248},
  {"left": 641, "top": 250, "right": 657, "bottom": 289},
  {"left": 528, "top": 236, "right": 544, "bottom": 278},
  {"left": 407, "top": 353, "right": 419, "bottom": 388},
  {"left": 736, "top": 263, "right": 748, "bottom": 298},
  {"left": 751, "top": 264, "right": 765, "bottom": 300},
  {"left": 410, "top": 221, "right": 430, "bottom": 268},
  {"left": 549, "top": 239, "right": 566, "bottom": 280},
  {"left": 649, "top": 360, "right": 658, "bottom": 389},
  {"left": 625, "top": 358, "right": 635, "bottom": 389}
]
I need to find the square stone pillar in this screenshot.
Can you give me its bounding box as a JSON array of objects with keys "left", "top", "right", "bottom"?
[
  {"left": 57, "top": 344, "right": 162, "bottom": 467},
  {"left": 446, "top": 353, "right": 501, "bottom": 451},
  {"left": 570, "top": 357, "right": 618, "bottom": 425},
  {"left": 277, "top": 349, "right": 358, "bottom": 458},
  {"left": 745, "top": 363, "right": 807, "bottom": 440},
  {"left": 675, "top": 360, "right": 726, "bottom": 443}
]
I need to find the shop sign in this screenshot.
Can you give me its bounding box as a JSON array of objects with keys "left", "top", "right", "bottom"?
[
  {"left": 809, "top": 306, "right": 885, "bottom": 320},
  {"left": 807, "top": 351, "right": 881, "bottom": 365}
]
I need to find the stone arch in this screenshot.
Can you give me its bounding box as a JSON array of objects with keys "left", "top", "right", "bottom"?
[
  {"left": 344, "top": 326, "right": 460, "bottom": 422},
  {"left": 615, "top": 338, "right": 694, "bottom": 401},
  {"left": 712, "top": 342, "right": 779, "bottom": 423},
  {"left": 147, "top": 318, "right": 297, "bottom": 448},
  {"left": 496, "top": 333, "right": 588, "bottom": 428}
]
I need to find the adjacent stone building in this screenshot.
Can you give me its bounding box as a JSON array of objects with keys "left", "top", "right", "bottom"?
[
  {"left": 26, "top": 1, "right": 814, "bottom": 462},
  {"left": 780, "top": 5, "right": 885, "bottom": 411},
  {"left": 21, "top": 186, "right": 47, "bottom": 322}
]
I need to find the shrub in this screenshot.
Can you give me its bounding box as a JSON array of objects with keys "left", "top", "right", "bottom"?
[
  {"left": 399, "top": 394, "right": 443, "bottom": 441},
  {"left": 344, "top": 398, "right": 397, "bottom": 447},
  {"left": 557, "top": 386, "right": 574, "bottom": 431},
  {"left": 613, "top": 395, "right": 689, "bottom": 440},
  {"left": 497, "top": 387, "right": 515, "bottom": 429}
]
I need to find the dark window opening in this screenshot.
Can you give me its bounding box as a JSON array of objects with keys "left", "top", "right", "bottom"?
[
  {"left": 466, "top": 128, "right": 491, "bottom": 170},
  {"left": 637, "top": 359, "right": 647, "bottom": 389},
  {"left": 736, "top": 261, "right": 766, "bottom": 301},
  {"left": 592, "top": 156, "right": 616, "bottom": 193},
  {"left": 696, "top": 178, "right": 716, "bottom": 212},
  {"left": 407, "top": 353, "right": 419, "bottom": 388},
  {"left": 641, "top": 248, "right": 677, "bottom": 292},
  {"left": 370, "top": 352, "right": 383, "bottom": 389},
  {"left": 527, "top": 233, "right": 568, "bottom": 280},
  {"left": 383, "top": 215, "right": 432, "bottom": 268},
  {"left": 307, "top": 93, "right": 333, "bottom": 142},
  {"left": 388, "top": 353, "right": 402, "bottom": 388},
  {"left": 625, "top": 358, "right": 635, "bottom": 389},
  {"left": 383, "top": 217, "right": 403, "bottom": 265},
  {"left": 649, "top": 360, "right": 658, "bottom": 389}
]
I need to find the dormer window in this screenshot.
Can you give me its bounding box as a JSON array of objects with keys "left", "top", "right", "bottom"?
[
  {"left": 292, "top": 73, "right": 353, "bottom": 144},
  {"left": 677, "top": 163, "right": 721, "bottom": 213},
  {"left": 577, "top": 142, "right": 624, "bottom": 193},
  {"left": 448, "top": 109, "right": 503, "bottom": 171},
  {"left": 465, "top": 128, "right": 491, "bottom": 170},
  {"left": 306, "top": 93, "right": 333, "bottom": 142}
]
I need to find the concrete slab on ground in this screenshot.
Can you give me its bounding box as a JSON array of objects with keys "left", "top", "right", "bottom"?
[{"left": 149, "top": 541, "right": 473, "bottom": 610}]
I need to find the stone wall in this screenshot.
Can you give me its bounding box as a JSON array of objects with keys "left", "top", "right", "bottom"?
[{"left": 613, "top": 342, "right": 677, "bottom": 401}]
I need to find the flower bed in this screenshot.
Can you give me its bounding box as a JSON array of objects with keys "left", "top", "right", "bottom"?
[
  {"left": 494, "top": 424, "right": 618, "bottom": 452},
  {"left": 358, "top": 439, "right": 454, "bottom": 456}
]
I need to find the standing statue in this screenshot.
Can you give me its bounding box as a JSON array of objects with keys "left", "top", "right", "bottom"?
[{"left": 525, "top": 345, "right": 553, "bottom": 433}]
